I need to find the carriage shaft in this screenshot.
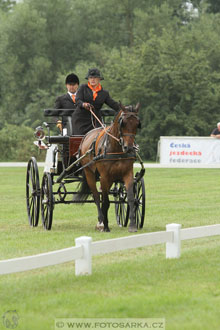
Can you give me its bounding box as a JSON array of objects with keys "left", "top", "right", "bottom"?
[{"left": 55, "top": 148, "right": 92, "bottom": 183}]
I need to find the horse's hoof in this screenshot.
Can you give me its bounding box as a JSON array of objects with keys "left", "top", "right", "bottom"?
[
  {"left": 95, "top": 222, "right": 104, "bottom": 231},
  {"left": 128, "top": 226, "right": 137, "bottom": 233}
]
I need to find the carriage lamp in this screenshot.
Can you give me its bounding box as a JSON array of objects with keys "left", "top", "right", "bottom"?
[{"left": 34, "top": 126, "right": 45, "bottom": 140}]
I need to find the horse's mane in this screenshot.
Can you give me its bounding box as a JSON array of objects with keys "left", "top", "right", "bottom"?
[{"left": 108, "top": 109, "right": 123, "bottom": 140}]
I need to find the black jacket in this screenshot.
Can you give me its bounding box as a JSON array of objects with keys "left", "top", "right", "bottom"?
[
  {"left": 54, "top": 93, "right": 76, "bottom": 109},
  {"left": 72, "top": 84, "right": 119, "bottom": 135},
  {"left": 211, "top": 128, "right": 220, "bottom": 135}
]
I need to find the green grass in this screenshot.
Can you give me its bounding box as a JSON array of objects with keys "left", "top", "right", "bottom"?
[{"left": 0, "top": 167, "right": 220, "bottom": 330}]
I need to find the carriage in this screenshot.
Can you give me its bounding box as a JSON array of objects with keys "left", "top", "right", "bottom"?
[{"left": 26, "top": 107, "right": 146, "bottom": 231}]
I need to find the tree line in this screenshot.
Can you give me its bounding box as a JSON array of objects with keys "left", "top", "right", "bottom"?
[{"left": 0, "top": 0, "right": 220, "bottom": 161}]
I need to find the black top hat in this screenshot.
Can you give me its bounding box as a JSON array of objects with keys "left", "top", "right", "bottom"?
[
  {"left": 65, "top": 73, "right": 80, "bottom": 85},
  {"left": 85, "top": 68, "right": 104, "bottom": 80}
]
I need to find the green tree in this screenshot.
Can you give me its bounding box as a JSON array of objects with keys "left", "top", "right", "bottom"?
[
  {"left": 0, "top": 2, "right": 50, "bottom": 126},
  {"left": 26, "top": 0, "right": 89, "bottom": 70},
  {"left": 0, "top": 124, "right": 43, "bottom": 161},
  {"left": 0, "top": 0, "right": 15, "bottom": 12},
  {"left": 191, "top": 0, "right": 220, "bottom": 14}
]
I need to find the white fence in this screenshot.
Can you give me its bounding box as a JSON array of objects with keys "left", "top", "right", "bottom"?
[{"left": 1, "top": 223, "right": 220, "bottom": 276}]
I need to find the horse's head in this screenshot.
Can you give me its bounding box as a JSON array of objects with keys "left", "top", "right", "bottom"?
[{"left": 118, "top": 102, "right": 141, "bottom": 153}]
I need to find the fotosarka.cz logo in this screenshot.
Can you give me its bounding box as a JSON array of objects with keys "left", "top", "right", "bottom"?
[
  {"left": 54, "top": 318, "right": 165, "bottom": 329},
  {"left": 2, "top": 310, "right": 19, "bottom": 329}
]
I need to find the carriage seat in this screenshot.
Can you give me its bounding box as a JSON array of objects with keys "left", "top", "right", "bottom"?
[{"left": 44, "top": 109, "right": 75, "bottom": 117}]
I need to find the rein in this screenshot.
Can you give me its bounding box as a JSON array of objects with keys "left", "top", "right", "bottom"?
[{"left": 88, "top": 106, "right": 120, "bottom": 143}]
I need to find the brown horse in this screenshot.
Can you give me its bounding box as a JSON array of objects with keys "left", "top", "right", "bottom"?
[{"left": 77, "top": 103, "right": 141, "bottom": 232}]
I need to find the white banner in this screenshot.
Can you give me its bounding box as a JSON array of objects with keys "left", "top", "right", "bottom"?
[{"left": 160, "top": 136, "right": 220, "bottom": 165}]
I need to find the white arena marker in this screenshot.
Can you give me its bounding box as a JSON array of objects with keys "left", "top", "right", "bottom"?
[
  {"left": 75, "top": 236, "right": 92, "bottom": 275},
  {"left": 166, "top": 223, "right": 182, "bottom": 259}
]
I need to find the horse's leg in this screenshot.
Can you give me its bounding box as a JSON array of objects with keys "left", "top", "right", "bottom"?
[
  {"left": 124, "top": 171, "right": 137, "bottom": 232},
  {"left": 100, "top": 177, "right": 112, "bottom": 232},
  {"left": 83, "top": 168, "right": 104, "bottom": 230}
]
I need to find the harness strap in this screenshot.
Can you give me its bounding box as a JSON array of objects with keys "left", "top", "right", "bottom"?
[
  {"left": 96, "top": 152, "right": 136, "bottom": 162},
  {"left": 95, "top": 126, "right": 110, "bottom": 155},
  {"left": 74, "top": 152, "right": 136, "bottom": 173},
  {"left": 74, "top": 154, "right": 103, "bottom": 174}
]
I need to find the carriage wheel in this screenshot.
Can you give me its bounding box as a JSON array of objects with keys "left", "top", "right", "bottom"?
[
  {"left": 26, "top": 157, "right": 40, "bottom": 227},
  {"left": 41, "top": 172, "right": 54, "bottom": 230},
  {"left": 133, "top": 177, "right": 145, "bottom": 229},
  {"left": 113, "top": 182, "right": 129, "bottom": 227}
]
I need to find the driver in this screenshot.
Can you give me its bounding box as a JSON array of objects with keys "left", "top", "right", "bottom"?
[{"left": 72, "top": 68, "right": 119, "bottom": 135}]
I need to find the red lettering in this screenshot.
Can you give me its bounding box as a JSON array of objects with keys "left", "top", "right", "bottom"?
[{"left": 169, "top": 150, "right": 202, "bottom": 157}]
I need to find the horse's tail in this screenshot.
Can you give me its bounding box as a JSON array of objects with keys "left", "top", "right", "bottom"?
[{"left": 74, "top": 172, "right": 91, "bottom": 203}]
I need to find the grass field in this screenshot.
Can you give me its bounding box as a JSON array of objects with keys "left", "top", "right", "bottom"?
[{"left": 0, "top": 167, "right": 220, "bottom": 330}]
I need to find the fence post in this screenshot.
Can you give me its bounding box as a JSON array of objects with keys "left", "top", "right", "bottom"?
[
  {"left": 75, "top": 236, "right": 92, "bottom": 276},
  {"left": 166, "top": 223, "right": 181, "bottom": 259}
]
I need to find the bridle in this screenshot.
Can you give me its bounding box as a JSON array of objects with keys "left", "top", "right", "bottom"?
[{"left": 118, "top": 112, "right": 140, "bottom": 150}]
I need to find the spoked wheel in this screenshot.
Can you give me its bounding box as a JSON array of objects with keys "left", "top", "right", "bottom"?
[
  {"left": 26, "top": 157, "right": 40, "bottom": 227},
  {"left": 41, "top": 172, "right": 54, "bottom": 230},
  {"left": 113, "top": 181, "right": 129, "bottom": 227},
  {"left": 133, "top": 177, "right": 145, "bottom": 229}
]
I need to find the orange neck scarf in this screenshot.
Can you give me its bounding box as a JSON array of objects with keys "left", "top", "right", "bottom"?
[{"left": 88, "top": 82, "right": 102, "bottom": 101}]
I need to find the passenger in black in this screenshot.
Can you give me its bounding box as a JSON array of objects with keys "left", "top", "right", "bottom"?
[
  {"left": 54, "top": 73, "right": 80, "bottom": 133},
  {"left": 54, "top": 73, "right": 79, "bottom": 109}
]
